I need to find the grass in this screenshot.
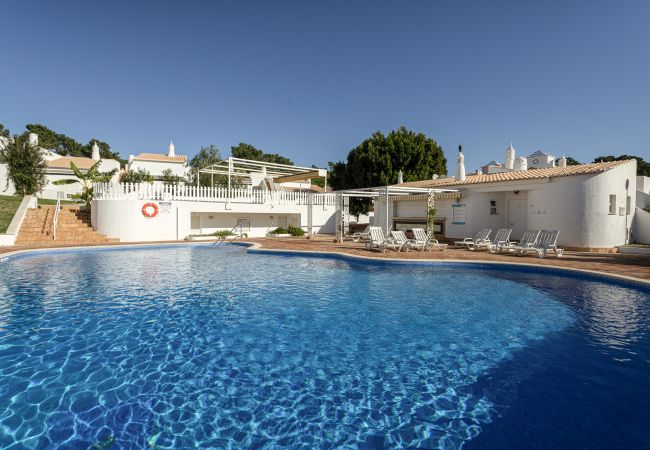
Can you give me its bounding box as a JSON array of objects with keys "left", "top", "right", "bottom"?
[
  {"left": 0, "top": 195, "right": 22, "bottom": 233},
  {"left": 0, "top": 195, "right": 79, "bottom": 233},
  {"left": 622, "top": 244, "right": 650, "bottom": 248}
]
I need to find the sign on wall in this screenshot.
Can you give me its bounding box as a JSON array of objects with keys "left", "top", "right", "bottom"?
[
  {"left": 452, "top": 204, "right": 466, "bottom": 225},
  {"left": 158, "top": 202, "right": 172, "bottom": 214}
]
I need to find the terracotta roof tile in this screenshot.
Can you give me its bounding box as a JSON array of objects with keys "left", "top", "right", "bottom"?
[
  {"left": 133, "top": 153, "right": 187, "bottom": 163},
  {"left": 47, "top": 157, "right": 100, "bottom": 170},
  {"left": 396, "top": 160, "right": 634, "bottom": 189}
]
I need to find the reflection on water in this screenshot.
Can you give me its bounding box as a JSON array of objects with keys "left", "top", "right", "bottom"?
[{"left": 579, "top": 283, "right": 649, "bottom": 355}]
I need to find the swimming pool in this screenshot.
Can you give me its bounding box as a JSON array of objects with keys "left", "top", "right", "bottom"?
[{"left": 0, "top": 244, "right": 648, "bottom": 449}]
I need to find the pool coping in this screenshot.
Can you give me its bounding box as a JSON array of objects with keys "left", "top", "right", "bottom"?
[{"left": 1, "top": 240, "right": 649, "bottom": 287}]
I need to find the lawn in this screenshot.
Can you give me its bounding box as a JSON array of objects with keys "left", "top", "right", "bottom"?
[
  {"left": 0, "top": 195, "right": 79, "bottom": 233},
  {"left": 0, "top": 195, "right": 22, "bottom": 233}
]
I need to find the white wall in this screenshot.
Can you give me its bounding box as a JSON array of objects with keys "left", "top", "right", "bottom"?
[
  {"left": 92, "top": 199, "right": 336, "bottom": 242},
  {"left": 129, "top": 160, "right": 187, "bottom": 178},
  {"left": 0, "top": 163, "right": 16, "bottom": 196},
  {"left": 633, "top": 208, "right": 650, "bottom": 244}
]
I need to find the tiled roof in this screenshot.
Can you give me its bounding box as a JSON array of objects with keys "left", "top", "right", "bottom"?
[
  {"left": 47, "top": 156, "right": 100, "bottom": 170},
  {"left": 528, "top": 150, "right": 550, "bottom": 157},
  {"left": 396, "top": 160, "right": 634, "bottom": 189},
  {"left": 133, "top": 153, "right": 187, "bottom": 163}
]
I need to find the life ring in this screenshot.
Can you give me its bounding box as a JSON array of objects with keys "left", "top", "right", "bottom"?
[{"left": 142, "top": 202, "right": 159, "bottom": 218}]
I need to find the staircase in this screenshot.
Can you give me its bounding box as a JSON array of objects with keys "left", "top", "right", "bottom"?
[{"left": 15, "top": 205, "right": 118, "bottom": 246}]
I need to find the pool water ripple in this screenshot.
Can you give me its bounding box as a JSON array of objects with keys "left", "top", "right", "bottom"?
[{"left": 1, "top": 245, "right": 643, "bottom": 448}]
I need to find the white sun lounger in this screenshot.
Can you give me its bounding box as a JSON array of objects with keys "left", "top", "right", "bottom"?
[
  {"left": 518, "top": 230, "right": 564, "bottom": 258},
  {"left": 412, "top": 228, "right": 447, "bottom": 251},
  {"left": 498, "top": 230, "right": 541, "bottom": 254},
  {"left": 454, "top": 229, "right": 491, "bottom": 248},
  {"left": 351, "top": 225, "right": 371, "bottom": 243},
  {"left": 389, "top": 230, "right": 412, "bottom": 252},
  {"left": 366, "top": 227, "right": 399, "bottom": 252},
  {"left": 471, "top": 228, "right": 512, "bottom": 252}
]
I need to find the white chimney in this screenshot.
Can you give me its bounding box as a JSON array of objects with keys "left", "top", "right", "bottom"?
[
  {"left": 455, "top": 145, "right": 466, "bottom": 181},
  {"left": 128, "top": 155, "right": 135, "bottom": 168},
  {"left": 558, "top": 154, "right": 567, "bottom": 167},
  {"left": 397, "top": 170, "right": 403, "bottom": 184},
  {"left": 168, "top": 141, "right": 175, "bottom": 157},
  {"left": 91, "top": 141, "right": 100, "bottom": 161},
  {"left": 505, "top": 143, "right": 516, "bottom": 170},
  {"left": 513, "top": 156, "right": 527, "bottom": 171},
  {"left": 28, "top": 132, "right": 38, "bottom": 146}
]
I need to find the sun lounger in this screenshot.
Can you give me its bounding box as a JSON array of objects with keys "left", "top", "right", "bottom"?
[
  {"left": 517, "top": 230, "right": 564, "bottom": 258},
  {"left": 473, "top": 228, "right": 511, "bottom": 252},
  {"left": 366, "top": 226, "right": 400, "bottom": 252},
  {"left": 389, "top": 230, "right": 412, "bottom": 252},
  {"left": 498, "top": 230, "right": 540, "bottom": 254},
  {"left": 412, "top": 228, "right": 447, "bottom": 251},
  {"left": 454, "top": 229, "right": 491, "bottom": 248},
  {"left": 351, "top": 225, "right": 371, "bottom": 243}
]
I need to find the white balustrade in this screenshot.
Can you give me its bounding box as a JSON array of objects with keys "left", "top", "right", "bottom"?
[{"left": 93, "top": 182, "right": 336, "bottom": 206}]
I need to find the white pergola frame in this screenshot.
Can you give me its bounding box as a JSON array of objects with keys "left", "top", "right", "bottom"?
[
  {"left": 197, "top": 156, "right": 328, "bottom": 190},
  {"left": 329, "top": 186, "right": 459, "bottom": 242}
]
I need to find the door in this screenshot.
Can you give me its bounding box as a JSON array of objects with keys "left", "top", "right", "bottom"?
[{"left": 507, "top": 199, "right": 527, "bottom": 239}]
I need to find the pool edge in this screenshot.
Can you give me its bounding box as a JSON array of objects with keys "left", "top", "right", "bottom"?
[{"left": 1, "top": 240, "right": 648, "bottom": 287}]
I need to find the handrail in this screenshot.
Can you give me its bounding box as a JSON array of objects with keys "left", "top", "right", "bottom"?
[
  {"left": 52, "top": 192, "right": 63, "bottom": 240},
  {"left": 212, "top": 223, "right": 244, "bottom": 246}
]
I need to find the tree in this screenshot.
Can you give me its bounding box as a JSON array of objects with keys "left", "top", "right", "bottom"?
[
  {"left": 190, "top": 145, "right": 225, "bottom": 186},
  {"left": 0, "top": 134, "right": 48, "bottom": 196},
  {"left": 231, "top": 142, "right": 294, "bottom": 165},
  {"left": 556, "top": 156, "right": 581, "bottom": 166},
  {"left": 120, "top": 168, "right": 153, "bottom": 183},
  {"left": 161, "top": 169, "right": 183, "bottom": 186},
  {"left": 329, "top": 127, "right": 447, "bottom": 216},
  {"left": 594, "top": 154, "right": 650, "bottom": 177},
  {"left": 53, "top": 161, "right": 117, "bottom": 210},
  {"left": 23, "top": 124, "right": 123, "bottom": 163},
  {"left": 0, "top": 123, "right": 9, "bottom": 138}
]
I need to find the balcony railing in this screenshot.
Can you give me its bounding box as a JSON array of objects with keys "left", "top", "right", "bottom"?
[{"left": 93, "top": 183, "right": 336, "bottom": 206}]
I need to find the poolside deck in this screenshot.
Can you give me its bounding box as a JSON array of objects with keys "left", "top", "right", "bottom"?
[{"left": 1, "top": 236, "right": 648, "bottom": 283}]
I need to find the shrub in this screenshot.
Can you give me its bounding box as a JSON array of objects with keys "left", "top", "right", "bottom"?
[
  {"left": 288, "top": 225, "right": 305, "bottom": 236},
  {"left": 213, "top": 229, "right": 234, "bottom": 239}
]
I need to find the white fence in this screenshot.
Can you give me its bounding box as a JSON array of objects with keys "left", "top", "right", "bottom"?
[{"left": 94, "top": 183, "right": 337, "bottom": 206}]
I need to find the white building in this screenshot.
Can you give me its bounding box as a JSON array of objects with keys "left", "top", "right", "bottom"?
[
  {"left": 390, "top": 148, "right": 645, "bottom": 249},
  {"left": 481, "top": 144, "right": 559, "bottom": 174},
  {"left": 1, "top": 133, "right": 120, "bottom": 199},
  {"left": 92, "top": 157, "right": 336, "bottom": 241},
  {"left": 126, "top": 142, "right": 189, "bottom": 180}
]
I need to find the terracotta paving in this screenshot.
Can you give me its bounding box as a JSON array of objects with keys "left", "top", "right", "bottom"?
[
  {"left": 1, "top": 236, "right": 648, "bottom": 283},
  {"left": 244, "top": 236, "right": 650, "bottom": 283}
]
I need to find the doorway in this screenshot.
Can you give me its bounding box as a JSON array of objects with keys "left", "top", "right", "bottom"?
[{"left": 507, "top": 198, "right": 527, "bottom": 239}]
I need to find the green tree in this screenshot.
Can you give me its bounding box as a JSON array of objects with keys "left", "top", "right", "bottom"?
[
  {"left": 0, "top": 134, "right": 48, "bottom": 196},
  {"left": 594, "top": 154, "right": 650, "bottom": 177},
  {"left": 23, "top": 124, "right": 123, "bottom": 162},
  {"left": 556, "top": 156, "right": 581, "bottom": 166},
  {"left": 0, "top": 123, "right": 9, "bottom": 138},
  {"left": 231, "top": 142, "right": 294, "bottom": 165},
  {"left": 190, "top": 145, "right": 225, "bottom": 186},
  {"left": 53, "top": 161, "right": 117, "bottom": 209},
  {"left": 161, "top": 168, "right": 184, "bottom": 186},
  {"left": 329, "top": 127, "right": 447, "bottom": 215},
  {"left": 120, "top": 168, "right": 153, "bottom": 183}
]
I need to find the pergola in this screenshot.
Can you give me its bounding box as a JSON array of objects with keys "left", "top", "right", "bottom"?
[
  {"left": 329, "top": 186, "right": 460, "bottom": 242},
  {"left": 197, "top": 156, "right": 327, "bottom": 189}
]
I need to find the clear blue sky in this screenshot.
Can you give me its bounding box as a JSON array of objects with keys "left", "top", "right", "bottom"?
[{"left": 1, "top": 0, "right": 648, "bottom": 174}]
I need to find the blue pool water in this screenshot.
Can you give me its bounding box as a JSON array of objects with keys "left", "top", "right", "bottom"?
[{"left": 0, "top": 245, "right": 648, "bottom": 449}]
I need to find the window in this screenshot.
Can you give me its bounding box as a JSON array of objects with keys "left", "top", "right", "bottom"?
[
  {"left": 626, "top": 196, "right": 631, "bottom": 215},
  {"left": 236, "top": 218, "right": 250, "bottom": 231},
  {"left": 609, "top": 195, "right": 617, "bottom": 215},
  {"left": 489, "top": 200, "right": 498, "bottom": 215}
]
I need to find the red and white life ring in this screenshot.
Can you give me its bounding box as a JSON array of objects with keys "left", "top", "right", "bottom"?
[{"left": 142, "top": 202, "right": 159, "bottom": 218}]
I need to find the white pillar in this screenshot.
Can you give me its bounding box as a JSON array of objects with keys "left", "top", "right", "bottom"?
[
  {"left": 91, "top": 141, "right": 100, "bottom": 161},
  {"left": 455, "top": 146, "right": 466, "bottom": 182}
]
